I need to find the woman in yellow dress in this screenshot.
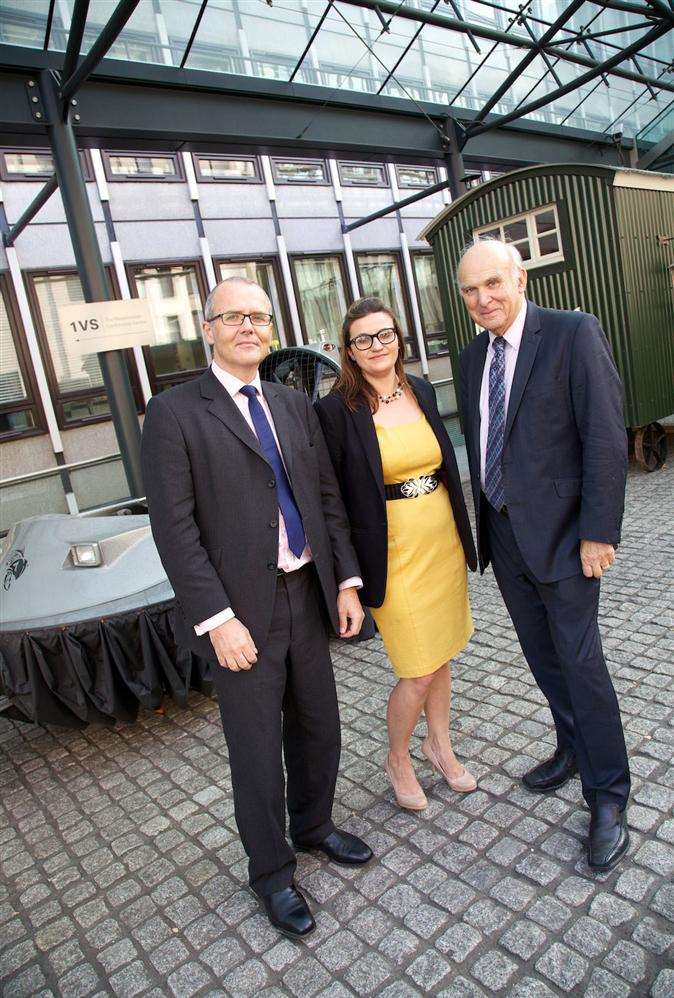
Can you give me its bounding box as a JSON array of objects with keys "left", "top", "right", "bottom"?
[{"left": 315, "top": 297, "right": 478, "bottom": 810}]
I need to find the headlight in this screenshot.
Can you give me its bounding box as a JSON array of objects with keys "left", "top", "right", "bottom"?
[{"left": 70, "top": 543, "right": 102, "bottom": 567}]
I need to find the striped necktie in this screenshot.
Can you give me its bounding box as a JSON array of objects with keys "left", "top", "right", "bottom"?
[{"left": 484, "top": 336, "right": 506, "bottom": 512}]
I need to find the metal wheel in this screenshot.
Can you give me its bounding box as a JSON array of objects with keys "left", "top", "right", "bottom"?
[{"left": 634, "top": 422, "right": 667, "bottom": 472}]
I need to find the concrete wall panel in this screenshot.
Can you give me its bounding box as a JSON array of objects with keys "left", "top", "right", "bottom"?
[{"left": 116, "top": 220, "right": 200, "bottom": 263}]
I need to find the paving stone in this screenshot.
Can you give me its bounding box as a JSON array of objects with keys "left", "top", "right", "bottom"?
[
  {"left": 167, "top": 960, "right": 214, "bottom": 997},
  {"left": 435, "top": 923, "right": 482, "bottom": 962},
  {"left": 632, "top": 915, "right": 673, "bottom": 955},
  {"left": 589, "top": 892, "right": 637, "bottom": 927},
  {"left": 650, "top": 883, "right": 674, "bottom": 923},
  {"left": 200, "top": 937, "right": 247, "bottom": 976},
  {"left": 563, "top": 915, "right": 613, "bottom": 958},
  {"left": 470, "top": 950, "right": 518, "bottom": 992},
  {"left": 315, "top": 929, "right": 363, "bottom": 972},
  {"left": 526, "top": 896, "right": 571, "bottom": 931},
  {"left": 535, "top": 942, "right": 588, "bottom": 992},
  {"left": 490, "top": 875, "right": 535, "bottom": 911},
  {"left": 283, "top": 956, "right": 331, "bottom": 997},
  {"left": 499, "top": 919, "right": 546, "bottom": 960},
  {"left": 109, "top": 959, "right": 154, "bottom": 998},
  {"left": 149, "top": 938, "right": 190, "bottom": 974},
  {"left": 651, "top": 968, "right": 674, "bottom": 998},
  {"left": 602, "top": 939, "right": 648, "bottom": 985},
  {"left": 406, "top": 950, "right": 451, "bottom": 991},
  {"left": 635, "top": 840, "right": 674, "bottom": 878}
]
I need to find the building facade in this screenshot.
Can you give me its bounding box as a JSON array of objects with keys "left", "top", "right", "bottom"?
[{"left": 0, "top": 147, "right": 476, "bottom": 530}]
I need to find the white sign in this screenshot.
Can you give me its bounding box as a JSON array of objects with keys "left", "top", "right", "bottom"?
[{"left": 58, "top": 299, "right": 156, "bottom": 358}]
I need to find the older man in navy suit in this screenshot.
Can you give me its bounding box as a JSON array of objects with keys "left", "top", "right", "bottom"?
[{"left": 457, "top": 238, "right": 630, "bottom": 872}]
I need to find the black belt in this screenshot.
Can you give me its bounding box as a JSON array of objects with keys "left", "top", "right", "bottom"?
[{"left": 385, "top": 471, "right": 441, "bottom": 501}]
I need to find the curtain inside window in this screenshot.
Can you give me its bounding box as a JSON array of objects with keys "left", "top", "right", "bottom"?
[{"left": 293, "top": 258, "right": 347, "bottom": 346}]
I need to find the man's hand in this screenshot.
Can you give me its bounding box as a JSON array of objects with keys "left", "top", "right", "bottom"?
[
  {"left": 337, "top": 587, "right": 365, "bottom": 639},
  {"left": 209, "top": 618, "right": 258, "bottom": 671},
  {"left": 580, "top": 540, "right": 615, "bottom": 579}
]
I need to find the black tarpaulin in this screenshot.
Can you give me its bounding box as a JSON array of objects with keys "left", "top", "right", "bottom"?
[{"left": 0, "top": 600, "right": 213, "bottom": 728}]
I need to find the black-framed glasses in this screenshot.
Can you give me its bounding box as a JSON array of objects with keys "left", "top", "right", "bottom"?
[
  {"left": 348, "top": 327, "right": 397, "bottom": 351},
  {"left": 209, "top": 311, "right": 273, "bottom": 326}
]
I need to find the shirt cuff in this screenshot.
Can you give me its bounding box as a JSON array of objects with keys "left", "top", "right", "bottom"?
[
  {"left": 194, "top": 607, "right": 235, "bottom": 636},
  {"left": 339, "top": 577, "right": 363, "bottom": 591}
]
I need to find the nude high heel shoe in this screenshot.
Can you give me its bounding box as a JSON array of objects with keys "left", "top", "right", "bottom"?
[
  {"left": 421, "top": 739, "right": 477, "bottom": 793},
  {"left": 384, "top": 754, "right": 428, "bottom": 811}
]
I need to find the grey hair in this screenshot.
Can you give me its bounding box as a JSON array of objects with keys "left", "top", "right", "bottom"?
[
  {"left": 455, "top": 237, "right": 525, "bottom": 286},
  {"left": 203, "top": 276, "right": 265, "bottom": 320}
]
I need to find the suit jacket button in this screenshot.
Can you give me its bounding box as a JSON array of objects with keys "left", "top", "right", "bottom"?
[
  {"left": 268, "top": 479, "right": 276, "bottom": 488},
  {"left": 270, "top": 519, "right": 278, "bottom": 528},
  {"left": 267, "top": 561, "right": 276, "bottom": 571}
]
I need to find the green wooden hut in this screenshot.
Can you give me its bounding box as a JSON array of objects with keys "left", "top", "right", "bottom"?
[{"left": 421, "top": 164, "right": 674, "bottom": 470}]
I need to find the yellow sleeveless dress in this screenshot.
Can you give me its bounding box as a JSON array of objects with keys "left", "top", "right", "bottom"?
[{"left": 370, "top": 416, "right": 473, "bottom": 678}]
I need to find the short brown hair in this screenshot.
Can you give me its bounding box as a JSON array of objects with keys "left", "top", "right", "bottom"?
[{"left": 333, "top": 296, "right": 408, "bottom": 412}]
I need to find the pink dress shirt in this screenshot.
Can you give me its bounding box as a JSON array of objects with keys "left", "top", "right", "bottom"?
[
  {"left": 195, "top": 362, "right": 361, "bottom": 635},
  {"left": 479, "top": 298, "right": 527, "bottom": 490}
]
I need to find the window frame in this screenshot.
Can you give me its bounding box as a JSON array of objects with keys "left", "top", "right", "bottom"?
[
  {"left": 409, "top": 250, "right": 450, "bottom": 358},
  {"left": 353, "top": 249, "right": 419, "bottom": 361},
  {"left": 25, "top": 267, "right": 143, "bottom": 430},
  {"left": 337, "top": 160, "right": 388, "bottom": 188},
  {"left": 101, "top": 150, "right": 184, "bottom": 182},
  {"left": 474, "top": 203, "right": 565, "bottom": 270},
  {"left": 270, "top": 156, "right": 330, "bottom": 186},
  {"left": 0, "top": 273, "right": 46, "bottom": 441},
  {"left": 213, "top": 255, "right": 292, "bottom": 349},
  {"left": 394, "top": 163, "right": 439, "bottom": 189},
  {"left": 0, "top": 146, "right": 93, "bottom": 182},
  {"left": 289, "top": 252, "right": 351, "bottom": 346},
  {"left": 192, "top": 154, "right": 263, "bottom": 184},
  {"left": 126, "top": 257, "right": 210, "bottom": 394}
]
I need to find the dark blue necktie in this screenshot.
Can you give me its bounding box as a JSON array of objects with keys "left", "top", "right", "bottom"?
[
  {"left": 239, "top": 385, "right": 306, "bottom": 558},
  {"left": 485, "top": 336, "right": 506, "bottom": 511}
]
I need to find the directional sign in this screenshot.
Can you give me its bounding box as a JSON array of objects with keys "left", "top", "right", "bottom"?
[{"left": 58, "top": 299, "right": 156, "bottom": 358}]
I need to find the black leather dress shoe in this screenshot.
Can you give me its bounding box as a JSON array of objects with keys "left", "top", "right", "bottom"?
[
  {"left": 522, "top": 747, "right": 578, "bottom": 793},
  {"left": 261, "top": 884, "right": 315, "bottom": 939},
  {"left": 588, "top": 804, "right": 629, "bottom": 872},
  {"left": 293, "top": 829, "right": 373, "bottom": 866}
]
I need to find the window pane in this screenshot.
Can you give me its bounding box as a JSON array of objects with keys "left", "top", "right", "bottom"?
[
  {"left": 412, "top": 255, "right": 448, "bottom": 357},
  {"left": 292, "top": 258, "right": 347, "bottom": 346},
  {"left": 358, "top": 252, "right": 408, "bottom": 327},
  {"left": 396, "top": 166, "right": 436, "bottom": 187},
  {"left": 62, "top": 395, "right": 110, "bottom": 422},
  {"left": 4, "top": 151, "right": 53, "bottom": 176},
  {"left": 108, "top": 155, "right": 177, "bottom": 177},
  {"left": 515, "top": 240, "right": 532, "bottom": 261},
  {"left": 274, "top": 160, "right": 326, "bottom": 182},
  {"left": 503, "top": 220, "right": 528, "bottom": 243},
  {"left": 0, "top": 292, "right": 28, "bottom": 405},
  {"left": 199, "top": 158, "right": 257, "bottom": 180},
  {"left": 340, "top": 162, "right": 385, "bottom": 185},
  {"left": 0, "top": 409, "right": 36, "bottom": 434},
  {"left": 535, "top": 209, "right": 556, "bottom": 234},
  {"left": 217, "top": 260, "right": 286, "bottom": 349},
  {"left": 33, "top": 273, "right": 106, "bottom": 395},
  {"left": 134, "top": 264, "right": 206, "bottom": 376},
  {"left": 480, "top": 227, "right": 500, "bottom": 240},
  {"left": 538, "top": 232, "right": 560, "bottom": 256}
]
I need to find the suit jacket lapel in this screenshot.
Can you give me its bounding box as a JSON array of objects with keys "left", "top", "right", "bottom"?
[
  {"left": 261, "top": 382, "right": 295, "bottom": 479},
  {"left": 504, "top": 301, "right": 542, "bottom": 443},
  {"left": 351, "top": 400, "right": 385, "bottom": 503},
  {"left": 470, "top": 332, "right": 489, "bottom": 472},
  {"left": 200, "top": 369, "right": 266, "bottom": 463}
]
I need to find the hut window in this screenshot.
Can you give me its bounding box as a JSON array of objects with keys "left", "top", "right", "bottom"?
[{"left": 475, "top": 204, "right": 563, "bottom": 269}]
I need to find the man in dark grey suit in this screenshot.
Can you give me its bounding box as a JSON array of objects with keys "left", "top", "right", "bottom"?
[
  {"left": 457, "top": 239, "right": 630, "bottom": 872},
  {"left": 142, "top": 277, "right": 372, "bottom": 938}
]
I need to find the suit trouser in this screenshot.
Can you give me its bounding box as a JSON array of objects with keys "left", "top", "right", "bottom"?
[
  {"left": 210, "top": 564, "right": 340, "bottom": 896},
  {"left": 484, "top": 502, "right": 630, "bottom": 809}
]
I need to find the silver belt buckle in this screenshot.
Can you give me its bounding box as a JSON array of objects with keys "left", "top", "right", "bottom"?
[{"left": 400, "top": 474, "right": 439, "bottom": 498}]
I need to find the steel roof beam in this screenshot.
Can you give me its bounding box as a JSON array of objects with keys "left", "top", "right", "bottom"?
[
  {"left": 60, "top": 0, "right": 141, "bottom": 104},
  {"left": 466, "top": 17, "right": 673, "bottom": 138},
  {"left": 2, "top": 173, "right": 58, "bottom": 246},
  {"left": 179, "top": 0, "right": 208, "bottom": 70},
  {"left": 60, "top": 0, "right": 90, "bottom": 85},
  {"left": 377, "top": 0, "right": 440, "bottom": 94},
  {"left": 344, "top": 0, "right": 674, "bottom": 92},
  {"left": 471, "top": 0, "right": 585, "bottom": 126},
  {"left": 636, "top": 127, "right": 674, "bottom": 167},
  {"left": 288, "top": 1, "right": 334, "bottom": 84}
]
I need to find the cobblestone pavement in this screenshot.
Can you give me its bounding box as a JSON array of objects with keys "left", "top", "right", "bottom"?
[{"left": 1, "top": 462, "right": 673, "bottom": 998}]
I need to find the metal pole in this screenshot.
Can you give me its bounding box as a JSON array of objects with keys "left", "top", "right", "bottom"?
[
  {"left": 2, "top": 174, "right": 58, "bottom": 246},
  {"left": 342, "top": 177, "right": 452, "bottom": 233},
  {"left": 60, "top": 0, "right": 141, "bottom": 105},
  {"left": 39, "top": 68, "right": 143, "bottom": 498},
  {"left": 444, "top": 118, "right": 467, "bottom": 202}
]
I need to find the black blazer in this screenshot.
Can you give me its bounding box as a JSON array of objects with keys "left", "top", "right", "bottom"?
[
  {"left": 459, "top": 301, "right": 627, "bottom": 583},
  {"left": 141, "top": 369, "right": 361, "bottom": 662},
  {"left": 315, "top": 374, "right": 477, "bottom": 608}
]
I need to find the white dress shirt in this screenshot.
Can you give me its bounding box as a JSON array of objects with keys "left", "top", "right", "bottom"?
[
  {"left": 479, "top": 298, "right": 527, "bottom": 490},
  {"left": 195, "top": 362, "right": 361, "bottom": 635}
]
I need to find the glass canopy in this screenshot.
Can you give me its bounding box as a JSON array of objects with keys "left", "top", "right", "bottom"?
[{"left": 0, "top": 0, "right": 671, "bottom": 143}]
